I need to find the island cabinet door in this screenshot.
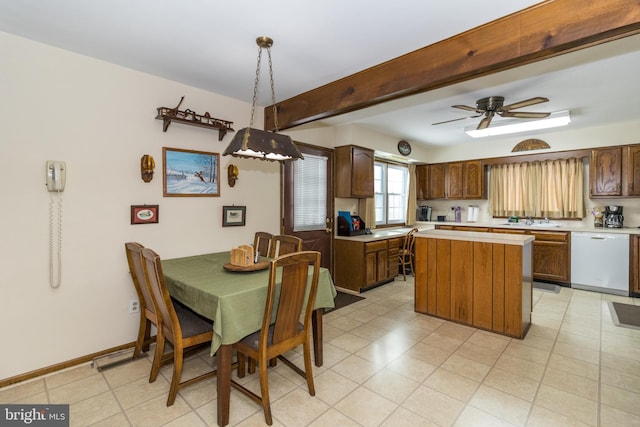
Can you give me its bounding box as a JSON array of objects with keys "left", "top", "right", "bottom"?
[
  {"left": 451, "top": 240, "right": 473, "bottom": 324},
  {"left": 414, "top": 238, "right": 442, "bottom": 316},
  {"left": 473, "top": 242, "right": 493, "bottom": 330}
]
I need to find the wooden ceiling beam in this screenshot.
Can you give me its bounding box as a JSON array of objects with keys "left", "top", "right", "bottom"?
[{"left": 265, "top": 0, "right": 640, "bottom": 131}]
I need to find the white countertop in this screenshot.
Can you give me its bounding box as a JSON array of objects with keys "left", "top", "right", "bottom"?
[
  {"left": 416, "top": 229, "right": 534, "bottom": 246},
  {"left": 415, "top": 221, "right": 640, "bottom": 235},
  {"left": 334, "top": 220, "right": 639, "bottom": 243}
]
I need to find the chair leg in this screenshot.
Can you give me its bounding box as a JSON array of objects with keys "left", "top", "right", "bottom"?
[
  {"left": 302, "top": 341, "right": 315, "bottom": 396},
  {"left": 133, "top": 315, "right": 147, "bottom": 359},
  {"left": 257, "top": 356, "right": 273, "bottom": 425},
  {"left": 149, "top": 333, "right": 165, "bottom": 383},
  {"left": 167, "top": 344, "right": 183, "bottom": 406},
  {"left": 237, "top": 352, "right": 246, "bottom": 378}
]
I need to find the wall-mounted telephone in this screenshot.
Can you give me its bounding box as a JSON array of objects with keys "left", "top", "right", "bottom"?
[
  {"left": 46, "top": 160, "right": 66, "bottom": 192},
  {"left": 47, "top": 160, "right": 66, "bottom": 289}
]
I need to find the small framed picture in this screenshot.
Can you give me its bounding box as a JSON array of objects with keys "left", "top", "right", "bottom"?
[
  {"left": 131, "top": 205, "right": 159, "bottom": 224},
  {"left": 163, "top": 147, "right": 220, "bottom": 197},
  {"left": 222, "top": 206, "right": 246, "bottom": 227}
]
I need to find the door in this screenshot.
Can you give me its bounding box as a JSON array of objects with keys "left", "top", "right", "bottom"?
[{"left": 282, "top": 143, "right": 334, "bottom": 272}]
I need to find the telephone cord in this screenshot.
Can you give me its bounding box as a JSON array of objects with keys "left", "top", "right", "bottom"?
[{"left": 49, "top": 193, "right": 63, "bottom": 288}]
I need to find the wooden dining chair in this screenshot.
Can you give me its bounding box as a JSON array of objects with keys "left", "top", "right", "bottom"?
[
  {"left": 231, "top": 251, "right": 321, "bottom": 425},
  {"left": 140, "top": 247, "right": 217, "bottom": 406},
  {"left": 268, "top": 234, "right": 302, "bottom": 258},
  {"left": 124, "top": 242, "right": 157, "bottom": 358},
  {"left": 399, "top": 228, "right": 419, "bottom": 281},
  {"left": 253, "top": 232, "right": 273, "bottom": 259}
]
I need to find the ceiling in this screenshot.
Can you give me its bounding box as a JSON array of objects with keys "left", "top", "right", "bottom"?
[{"left": 2, "top": 0, "right": 638, "bottom": 148}]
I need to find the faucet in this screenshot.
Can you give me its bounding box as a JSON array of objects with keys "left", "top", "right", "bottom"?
[{"left": 525, "top": 216, "right": 534, "bottom": 226}]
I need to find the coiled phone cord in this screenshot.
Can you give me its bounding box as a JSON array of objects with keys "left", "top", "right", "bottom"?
[{"left": 49, "top": 193, "right": 63, "bottom": 288}]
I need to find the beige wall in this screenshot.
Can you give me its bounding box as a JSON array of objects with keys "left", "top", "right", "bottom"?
[{"left": 0, "top": 32, "right": 282, "bottom": 379}]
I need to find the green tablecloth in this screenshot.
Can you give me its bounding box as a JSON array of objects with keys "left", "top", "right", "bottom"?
[{"left": 162, "top": 252, "right": 337, "bottom": 354}]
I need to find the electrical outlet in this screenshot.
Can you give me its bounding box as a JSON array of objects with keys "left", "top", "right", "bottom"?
[{"left": 128, "top": 299, "right": 140, "bottom": 314}]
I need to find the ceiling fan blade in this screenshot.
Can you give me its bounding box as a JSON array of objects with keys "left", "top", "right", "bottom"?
[
  {"left": 432, "top": 114, "right": 482, "bottom": 125},
  {"left": 477, "top": 112, "right": 494, "bottom": 130},
  {"left": 501, "top": 96, "right": 549, "bottom": 111},
  {"left": 500, "top": 111, "right": 551, "bottom": 118},
  {"left": 452, "top": 104, "right": 479, "bottom": 112}
]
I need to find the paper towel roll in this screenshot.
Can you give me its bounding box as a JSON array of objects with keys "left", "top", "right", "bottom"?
[
  {"left": 472, "top": 206, "right": 479, "bottom": 222},
  {"left": 467, "top": 206, "right": 474, "bottom": 222}
]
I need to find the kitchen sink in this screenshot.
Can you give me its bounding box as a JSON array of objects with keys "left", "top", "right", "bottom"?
[
  {"left": 499, "top": 222, "right": 560, "bottom": 228},
  {"left": 529, "top": 222, "right": 560, "bottom": 227}
]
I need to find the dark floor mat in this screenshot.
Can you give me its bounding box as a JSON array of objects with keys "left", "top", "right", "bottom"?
[
  {"left": 609, "top": 302, "right": 640, "bottom": 330},
  {"left": 533, "top": 282, "right": 561, "bottom": 293},
  {"left": 325, "top": 291, "right": 365, "bottom": 313}
]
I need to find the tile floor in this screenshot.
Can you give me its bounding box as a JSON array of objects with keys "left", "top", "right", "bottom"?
[{"left": 2, "top": 277, "right": 640, "bottom": 426}]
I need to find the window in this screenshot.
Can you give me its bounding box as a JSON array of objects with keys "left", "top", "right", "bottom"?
[
  {"left": 489, "top": 158, "right": 585, "bottom": 219},
  {"left": 374, "top": 161, "right": 409, "bottom": 225},
  {"left": 293, "top": 153, "right": 327, "bottom": 231}
]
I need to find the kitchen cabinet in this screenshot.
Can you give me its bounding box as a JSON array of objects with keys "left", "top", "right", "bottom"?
[
  {"left": 623, "top": 144, "right": 640, "bottom": 196},
  {"left": 334, "top": 237, "right": 398, "bottom": 292},
  {"left": 429, "top": 163, "right": 447, "bottom": 199},
  {"left": 415, "top": 232, "right": 533, "bottom": 339},
  {"left": 417, "top": 160, "right": 485, "bottom": 200},
  {"left": 530, "top": 231, "right": 571, "bottom": 283},
  {"left": 447, "top": 162, "right": 464, "bottom": 199},
  {"left": 335, "top": 145, "right": 374, "bottom": 198},
  {"left": 416, "top": 165, "right": 428, "bottom": 200},
  {"left": 590, "top": 146, "right": 622, "bottom": 197},
  {"left": 387, "top": 238, "right": 401, "bottom": 279},
  {"left": 416, "top": 164, "right": 446, "bottom": 200}
]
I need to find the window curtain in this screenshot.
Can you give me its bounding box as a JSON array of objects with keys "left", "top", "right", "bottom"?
[
  {"left": 489, "top": 158, "right": 585, "bottom": 218},
  {"left": 405, "top": 164, "right": 417, "bottom": 224}
]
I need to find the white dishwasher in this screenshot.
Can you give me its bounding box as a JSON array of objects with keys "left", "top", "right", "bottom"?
[{"left": 571, "top": 232, "right": 629, "bottom": 296}]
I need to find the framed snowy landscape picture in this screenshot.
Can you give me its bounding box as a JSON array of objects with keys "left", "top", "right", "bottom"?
[{"left": 163, "top": 147, "right": 220, "bottom": 197}]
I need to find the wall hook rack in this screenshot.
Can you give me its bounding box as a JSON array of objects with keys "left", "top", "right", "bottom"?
[{"left": 155, "top": 96, "right": 235, "bottom": 141}]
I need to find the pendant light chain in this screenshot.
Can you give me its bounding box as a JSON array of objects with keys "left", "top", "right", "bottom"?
[
  {"left": 248, "top": 45, "right": 263, "bottom": 129},
  {"left": 266, "top": 47, "right": 280, "bottom": 132}
]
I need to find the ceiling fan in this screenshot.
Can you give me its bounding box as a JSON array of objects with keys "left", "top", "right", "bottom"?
[{"left": 433, "top": 96, "right": 551, "bottom": 130}]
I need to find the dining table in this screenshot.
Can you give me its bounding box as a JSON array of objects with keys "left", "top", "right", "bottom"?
[{"left": 161, "top": 251, "right": 337, "bottom": 426}]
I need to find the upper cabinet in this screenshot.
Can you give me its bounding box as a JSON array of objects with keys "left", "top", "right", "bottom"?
[
  {"left": 624, "top": 145, "right": 640, "bottom": 197},
  {"left": 590, "top": 144, "right": 640, "bottom": 198},
  {"left": 335, "top": 145, "right": 374, "bottom": 198},
  {"left": 590, "top": 146, "right": 622, "bottom": 197},
  {"left": 417, "top": 160, "right": 485, "bottom": 200}
]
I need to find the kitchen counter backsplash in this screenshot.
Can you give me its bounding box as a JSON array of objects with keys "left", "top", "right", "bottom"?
[{"left": 419, "top": 198, "right": 640, "bottom": 231}]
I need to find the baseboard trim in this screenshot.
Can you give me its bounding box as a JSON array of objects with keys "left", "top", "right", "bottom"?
[{"left": 0, "top": 341, "right": 142, "bottom": 389}]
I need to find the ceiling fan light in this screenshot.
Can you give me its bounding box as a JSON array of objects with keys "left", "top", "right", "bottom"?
[{"left": 465, "top": 110, "right": 571, "bottom": 138}]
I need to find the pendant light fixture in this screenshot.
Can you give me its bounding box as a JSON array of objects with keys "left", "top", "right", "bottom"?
[{"left": 223, "top": 36, "right": 303, "bottom": 162}]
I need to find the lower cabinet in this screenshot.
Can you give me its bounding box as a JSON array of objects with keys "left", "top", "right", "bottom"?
[
  {"left": 335, "top": 237, "right": 400, "bottom": 292},
  {"left": 414, "top": 236, "right": 532, "bottom": 338},
  {"left": 530, "top": 231, "right": 571, "bottom": 283}
]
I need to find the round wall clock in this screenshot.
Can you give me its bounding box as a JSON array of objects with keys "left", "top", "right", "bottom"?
[{"left": 397, "top": 140, "right": 412, "bottom": 156}]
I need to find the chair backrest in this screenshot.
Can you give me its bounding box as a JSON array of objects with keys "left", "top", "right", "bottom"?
[
  {"left": 268, "top": 235, "right": 303, "bottom": 258},
  {"left": 253, "top": 232, "right": 273, "bottom": 258},
  {"left": 403, "top": 228, "right": 419, "bottom": 252},
  {"left": 125, "top": 242, "right": 155, "bottom": 317},
  {"left": 140, "top": 247, "right": 180, "bottom": 342},
  {"left": 263, "top": 251, "right": 321, "bottom": 346}
]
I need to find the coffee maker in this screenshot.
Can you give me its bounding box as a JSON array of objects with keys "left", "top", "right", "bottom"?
[
  {"left": 417, "top": 206, "right": 432, "bottom": 221},
  {"left": 604, "top": 205, "right": 624, "bottom": 228}
]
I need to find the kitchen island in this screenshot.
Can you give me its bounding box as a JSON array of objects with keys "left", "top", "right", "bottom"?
[{"left": 414, "top": 229, "right": 534, "bottom": 339}]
